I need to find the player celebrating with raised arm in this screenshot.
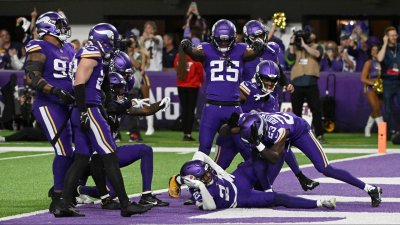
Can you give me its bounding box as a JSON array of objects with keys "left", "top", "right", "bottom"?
[
  {"left": 235, "top": 111, "right": 382, "bottom": 207},
  {"left": 180, "top": 151, "right": 336, "bottom": 211},
  {"left": 180, "top": 19, "right": 264, "bottom": 156},
  {"left": 53, "top": 23, "right": 149, "bottom": 217},
  {"left": 25, "top": 11, "right": 75, "bottom": 214}
]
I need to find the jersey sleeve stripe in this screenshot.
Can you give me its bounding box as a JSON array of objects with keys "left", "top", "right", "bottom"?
[
  {"left": 81, "top": 54, "right": 102, "bottom": 58},
  {"left": 274, "top": 128, "right": 286, "bottom": 144},
  {"left": 239, "top": 85, "right": 250, "bottom": 95},
  {"left": 26, "top": 46, "right": 42, "bottom": 53}
]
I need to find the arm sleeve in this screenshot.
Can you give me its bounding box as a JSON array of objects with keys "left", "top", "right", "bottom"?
[
  {"left": 198, "top": 183, "right": 217, "bottom": 211},
  {"left": 192, "top": 151, "right": 225, "bottom": 174}
]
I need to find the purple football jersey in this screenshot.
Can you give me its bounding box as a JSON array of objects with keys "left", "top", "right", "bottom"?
[
  {"left": 191, "top": 175, "right": 237, "bottom": 209},
  {"left": 256, "top": 111, "right": 310, "bottom": 146},
  {"left": 25, "top": 40, "right": 75, "bottom": 106},
  {"left": 200, "top": 42, "right": 247, "bottom": 102},
  {"left": 242, "top": 42, "right": 280, "bottom": 81},
  {"left": 73, "top": 45, "right": 104, "bottom": 105},
  {"left": 240, "top": 81, "right": 278, "bottom": 113}
]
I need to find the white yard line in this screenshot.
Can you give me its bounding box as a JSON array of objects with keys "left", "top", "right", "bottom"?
[
  {"left": 0, "top": 153, "right": 53, "bottom": 161},
  {"left": 1, "top": 146, "right": 400, "bottom": 154}
]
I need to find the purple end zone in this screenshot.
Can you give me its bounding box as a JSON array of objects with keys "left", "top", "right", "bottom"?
[{"left": 1, "top": 153, "right": 399, "bottom": 225}]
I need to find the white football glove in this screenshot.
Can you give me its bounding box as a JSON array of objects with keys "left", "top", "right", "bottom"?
[
  {"left": 131, "top": 98, "right": 150, "bottom": 109},
  {"left": 182, "top": 175, "right": 202, "bottom": 189},
  {"left": 159, "top": 97, "right": 171, "bottom": 112}
]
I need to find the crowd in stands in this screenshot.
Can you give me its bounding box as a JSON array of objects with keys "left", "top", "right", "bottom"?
[{"left": 0, "top": 4, "right": 399, "bottom": 142}]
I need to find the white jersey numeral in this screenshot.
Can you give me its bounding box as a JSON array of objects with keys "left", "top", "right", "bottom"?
[{"left": 210, "top": 60, "right": 240, "bottom": 82}]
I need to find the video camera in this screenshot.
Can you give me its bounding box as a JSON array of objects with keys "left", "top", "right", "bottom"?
[{"left": 292, "top": 29, "right": 311, "bottom": 49}]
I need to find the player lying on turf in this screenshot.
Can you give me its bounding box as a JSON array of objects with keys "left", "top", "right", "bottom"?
[
  {"left": 179, "top": 151, "right": 336, "bottom": 210},
  {"left": 230, "top": 111, "right": 382, "bottom": 207}
]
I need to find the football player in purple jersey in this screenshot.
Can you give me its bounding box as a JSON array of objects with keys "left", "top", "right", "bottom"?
[
  {"left": 216, "top": 60, "right": 319, "bottom": 191},
  {"left": 53, "top": 23, "right": 150, "bottom": 217},
  {"left": 76, "top": 71, "right": 170, "bottom": 207},
  {"left": 180, "top": 151, "right": 336, "bottom": 210},
  {"left": 180, "top": 19, "right": 264, "bottom": 157},
  {"left": 168, "top": 19, "right": 262, "bottom": 201},
  {"left": 24, "top": 11, "right": 75, "bottom": 214},
  {"left": 235, "top": 111, "right": 382, "bottom": 207}
]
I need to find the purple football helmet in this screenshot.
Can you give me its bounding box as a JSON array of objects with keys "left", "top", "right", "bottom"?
[
  {"left": 109, "top": 72, "right": 126, "bottom": 96},
  {"left": 243, "top": 20, "right": 268, "bottom": 45},
  {"left": 180, "top": 160, "right": 215, "bottom": 184},
  {"left": 238, "top": 113, "right": 266, "bottom": 144},
  {"left": 110, "top": 50, "right": 134, "bottom": 83},
  {"left": 211, "top": 19, "right": 236, "bottom": 53},
  {"left": 88, "top": 23, "right": 120, "bottom": 59},
  {"left": 255, "top": 60, "right": 280, "bottom": 93},
  {"left": 35, "top": 11, "right": 71, "bottom": 42}
]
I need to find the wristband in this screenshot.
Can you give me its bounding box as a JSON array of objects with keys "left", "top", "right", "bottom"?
[{"left": 256, "top": 143, "right": 265, "bottom": 152}]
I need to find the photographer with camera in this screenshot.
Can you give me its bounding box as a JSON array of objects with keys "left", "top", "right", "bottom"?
[{"left": 287, "top": 27, "right": 326, "bottom": 144}]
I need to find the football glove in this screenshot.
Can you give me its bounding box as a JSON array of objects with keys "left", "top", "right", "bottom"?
[
  {"left": 131, "top": 98, "right": 150, "bottom": 109},
  {"left": 182, "top": 175, "right": 202, "bottom": 189},
  {"left": 80, "top": 111, "right": 90, "bottom": 132},
  {"left": 52, "top": 87, "right": 75, "bottom": 104},
  {"left": 180, "top": 39, "right": 193, "bottom": 51},
  {"left": 159, "top": 97, "right": 171, "bottom": 112}
]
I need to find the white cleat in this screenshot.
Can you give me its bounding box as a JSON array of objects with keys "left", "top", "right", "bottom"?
[
  {"left": 321, "top": 198, "right": 336, "bottom": 210},
  {"left": 76, "top": 194, "right": 95, "bottom": 204}
]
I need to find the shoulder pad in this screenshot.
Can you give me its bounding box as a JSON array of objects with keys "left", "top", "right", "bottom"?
[
  {"left": 265, "top": 42, "right": 281, "bottom": 54},
  {"left": 77, "top": 46, "right": 101, "bottom": 59},
  {"left": 25, "top": 40, "right": 44, "bottom": 53}
]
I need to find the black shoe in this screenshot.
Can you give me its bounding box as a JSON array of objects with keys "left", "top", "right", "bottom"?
[
  {"left": 139, "top": 193, "right": 169, "bottom": 207},
  {"left": 120, "top": 201, "right": 150, "bottom": 217},
  {"left": 297, "top": 173, "right": 320, "bottom": 191},
  {"left": 48, "top": 187, "right": 62, "bottom": 213},
  {"left": 101, "top": 196, "right": 120, "bottom": 210},
  {"left": 53, "top": 200, "right": 85, "bottom": 217},
  {"left": 184, "top": 198, "right": 195, "bottom": 205},
  {"left": 183, "top": 135, "right": 196, "bottom": 142},
  {"left": 368, "top": 186, "right": 382, "bottom": 207}
]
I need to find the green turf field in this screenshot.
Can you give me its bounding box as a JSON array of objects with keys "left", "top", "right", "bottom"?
[
  {"left": 0, "top": 130, "right": 392, "bottom": 218},
  {"left": 0, "top": 130, "right": 398, "bottom": 148}
]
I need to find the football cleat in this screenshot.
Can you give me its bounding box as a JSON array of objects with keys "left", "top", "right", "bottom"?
[
  {"left": 101, "top": 196, "right": 121, "bottom": 210},
  {"left": 48, "top": 187, "right": 62, "bottom": 213},
  {"left": 76, "top": 194, "right": 94, "bottom": 204},
  {"left": 368, "top": 186, "right": 382, "bottom": 207},
  {"left": 297, "top": 173, "right": 320, "bottom": 191},
  {"left": 53, "top": 200, "right": 85, "bottom": 217},
  {"left": 321, "top": 198, "right": 336, "bottom": 210},
  {"left": 168, "top": 175, "right": 181, "bottom": 198},
  {"left": 139, "top": 193, "right": 169, "bottom": 207},
  {"left": 120, "top": 201, "right": 150, "bottom": 217}
]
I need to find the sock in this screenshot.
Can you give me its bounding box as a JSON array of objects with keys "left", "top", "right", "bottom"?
[
  {"left": 100, "top": 194, "right": 110, "bottom": 200},
  {"left": 317, "top": 200, "right": 322, "bottom": 207},
  {"left": 142, "top": 191, "right": 152, "bottom": 198},
  {"left": 285, "top": 149, "right": 301, "bottom": 175},
  {"left": 140, "top": 145, "right": 154, "bottom": 192},
  {"left": 375, "top": 116, "right": 384, "bottom": 124},
  {"left": 53, "top": 155, "right": 72, "bottom": 191},
  {"left": 102, "top": 153, "right": 130, "bottom": 208},
  {"left": 146, "top": 115, "right": 154, "bottom": 131},
  {"left": 90, "top": 154, "right": 109, "bottom": 197},
  {"left": 275, "top": 193, "right": 317, "bottom": 208},
  {"left": 61, "top": 154, "right": 90, "bottom": 204},
  {"left": 364, "top": 184, "right": 375, "bottom": 192},
  {"left": 366, "top": 116, "right": 374, "bottom": 127}
]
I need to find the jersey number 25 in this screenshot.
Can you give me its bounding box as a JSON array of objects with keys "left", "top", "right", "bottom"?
[{"left": 210, "top": 60, "right": 239, "bottom": 82}]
